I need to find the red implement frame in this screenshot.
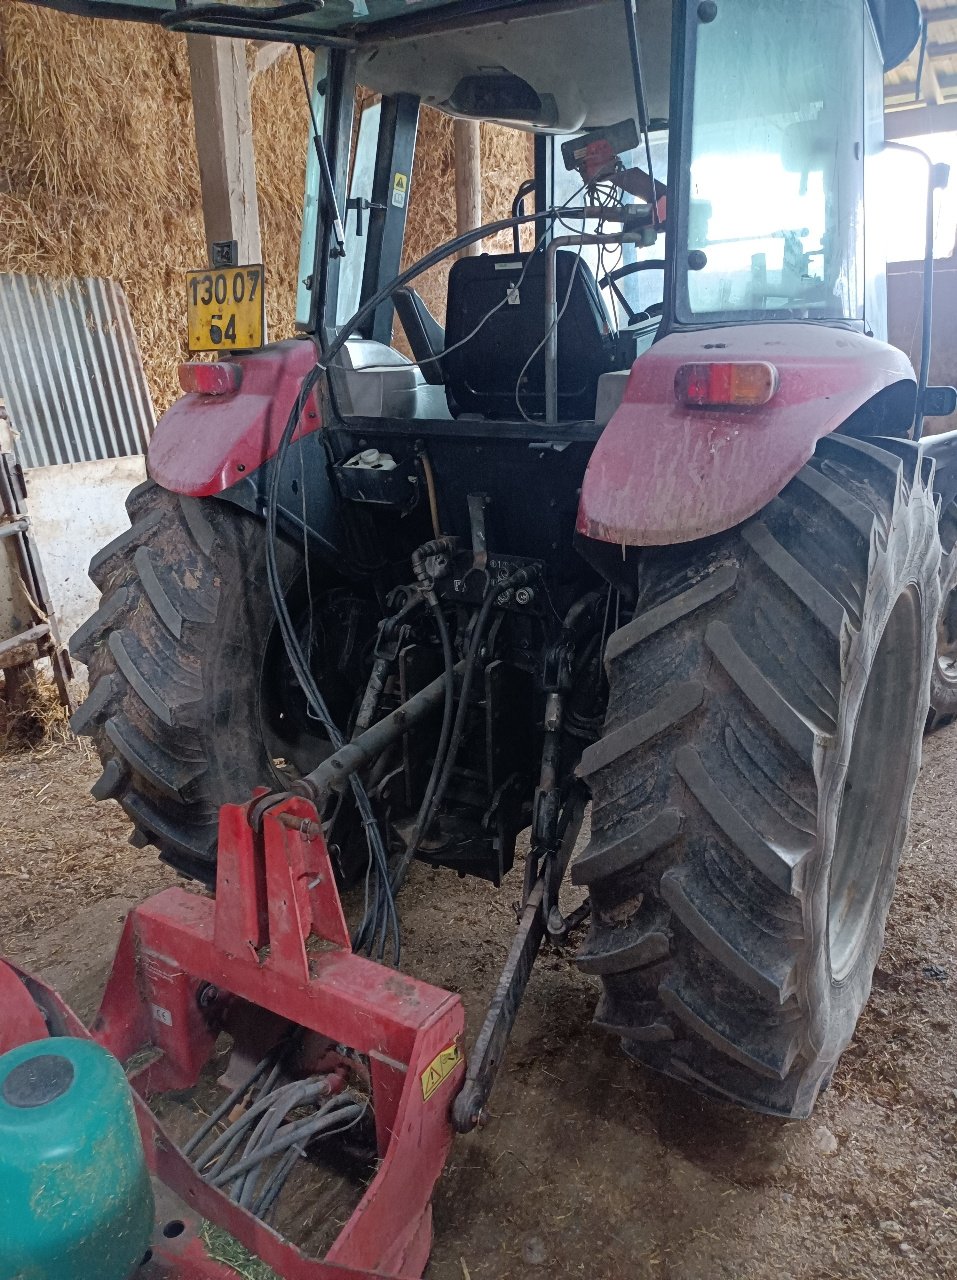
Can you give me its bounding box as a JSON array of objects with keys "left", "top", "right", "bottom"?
[{"left": 1, "top": 795, "right": 465, "bottom": 1280}]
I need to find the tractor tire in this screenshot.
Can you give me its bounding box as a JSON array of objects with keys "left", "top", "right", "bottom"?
[
  {"left": 927, "top": 498, "right": 957, "bottom": 732},
  {"left": 573, "top": 435, "right": 939, "bottom": 1118},
  {"left": 69, "top": 481, "right": 337, "bottom": 884}
]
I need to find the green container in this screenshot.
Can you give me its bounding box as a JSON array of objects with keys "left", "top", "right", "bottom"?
[{"left": 0, "top": 1037, "right": 154, "bottom": 1280}]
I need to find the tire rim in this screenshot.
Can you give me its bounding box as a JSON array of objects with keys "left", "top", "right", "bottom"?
[
  {"left": 934, "top": 575, "right": 957, "bottom": 688},
  {"left": 828, "top": 587, "right": 923, "bottom": 982}
]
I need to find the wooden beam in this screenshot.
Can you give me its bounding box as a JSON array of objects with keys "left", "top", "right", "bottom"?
[
  {"left": 924, "top": 56, "right": 947, "bottom": 106},
  {"left": 453, "top": 119, "right": 483, "bottom": 258},
  {"left": 885, "top": 98, "right": 957, "bottom": 138},
  {"left": 250, "top": 41, "right": 291, "bottom": 79},
  {"left": 927, "top": 5, "right": 957, "bottom": 23},
  {"left": 187, "top": 36, "right": 262, "bottom": 265}
]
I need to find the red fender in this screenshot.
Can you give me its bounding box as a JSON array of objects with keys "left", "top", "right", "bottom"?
[
  {"left": 148, "top": 338, "right": 321, "bottom": 498},
  {"left": 576, "top": 324, "right": 916, "bottom": 547}
]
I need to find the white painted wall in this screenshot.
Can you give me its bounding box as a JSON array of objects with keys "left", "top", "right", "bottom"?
[{"left": 24, "top": 456, "right": 147, "bottom": 650}]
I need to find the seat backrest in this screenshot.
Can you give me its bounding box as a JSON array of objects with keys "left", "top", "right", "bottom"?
[{"left": 442, "top": 250, "right": 616, "bottom": 421}]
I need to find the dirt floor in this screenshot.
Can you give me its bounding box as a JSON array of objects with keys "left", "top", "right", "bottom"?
[{"left": 1, "top": 713, "right": 956, "bottom": 1279}]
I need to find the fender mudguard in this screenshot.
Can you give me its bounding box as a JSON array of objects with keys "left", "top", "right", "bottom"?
[
  {"left": 147, "top": 338, "right": 320, "bottom": 497},
  {"left": 576, "top": 324, "right": 916, "bottom": 548}
]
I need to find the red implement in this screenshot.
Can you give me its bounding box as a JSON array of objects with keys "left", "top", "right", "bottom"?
[{"left": 0, "top": 794, "right": 465, "bottom": 1280}]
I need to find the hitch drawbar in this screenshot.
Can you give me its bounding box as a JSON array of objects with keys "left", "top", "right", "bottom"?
[{"left": 0, "top": 795, "right": 465, "bottom": 1280}]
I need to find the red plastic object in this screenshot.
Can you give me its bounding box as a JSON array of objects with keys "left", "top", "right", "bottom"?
[
  {"left": 1, "top": 795, "right": 465, "bottom": 1280},
  {"left": 149, "top": 338, "right": 321, "bottom": 497},
  {"left": 178, "top": 361, "right": 243, "bottom": 397},
  {"left": 577, "top": 322, "right": 916, "bottom": 547}
]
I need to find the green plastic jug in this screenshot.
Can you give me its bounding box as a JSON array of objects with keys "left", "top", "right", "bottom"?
[{"left": 0, "top": 1037, "right": 154, "bottom": 1280}]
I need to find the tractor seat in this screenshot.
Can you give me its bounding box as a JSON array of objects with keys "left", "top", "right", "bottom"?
[{"left": 442, "top": 250, "right": 619, "bottom": 421}]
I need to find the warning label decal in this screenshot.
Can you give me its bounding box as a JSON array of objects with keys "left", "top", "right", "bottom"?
[
  {"left": 420, "top": 1042, "right": 462, "bottom": 1101},
  {"left": 392, "top": 172, "right": 409, "bottom": 208}
]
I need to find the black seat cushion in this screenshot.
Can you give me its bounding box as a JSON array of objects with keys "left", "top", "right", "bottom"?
[{"left": 443, "top": 250, "right": 617, "bottom": 420}]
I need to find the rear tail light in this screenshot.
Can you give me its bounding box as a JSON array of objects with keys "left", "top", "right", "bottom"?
[
  {"left": 675, "top": 361, "right": 778, "bottom": 408},
  {"left": 178, "top": 361, "right": 242, "bottom": 396}
]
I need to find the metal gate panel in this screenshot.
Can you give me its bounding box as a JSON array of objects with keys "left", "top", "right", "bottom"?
[{"left": 0, "top": 274, "right": 154, "bottom": 468}]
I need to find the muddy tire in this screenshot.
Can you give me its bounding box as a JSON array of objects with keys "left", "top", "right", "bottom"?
[
  {"left": 70, "top": 481, "right": 338, "bottom": 884},
  {"left": 573, "top": 436, "right": 939, "bottom": 1118},
  {"left": 927, "top": 499, "right": 957, "bottom": 732}
]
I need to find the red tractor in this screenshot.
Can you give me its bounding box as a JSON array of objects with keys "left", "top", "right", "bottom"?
[{"left": 6, "top": 0, "right": 957, "bottom": 1271}]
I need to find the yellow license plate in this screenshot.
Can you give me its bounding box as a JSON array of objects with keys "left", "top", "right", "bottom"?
[{"left": 186, "top": 265, "right": 265, "bottom": 353}]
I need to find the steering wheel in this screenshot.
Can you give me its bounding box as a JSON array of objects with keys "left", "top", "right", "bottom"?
[
  {"left": 597, "top": 259, "right": 666, "bottom": 328},
  {"left": 597, "top": 259, "right": 666, "bottom": 291}
]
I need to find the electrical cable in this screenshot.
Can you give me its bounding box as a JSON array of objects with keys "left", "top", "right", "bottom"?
[
  {"left": 513, "top": 239, "right": 586, "bottom": 423},
  {"left": 514, "top": 177, "right": 629, "bottom": 421}
]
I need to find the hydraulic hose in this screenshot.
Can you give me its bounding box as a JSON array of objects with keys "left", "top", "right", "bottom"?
[
  {"left": 403, "top": 595, "right": 455, "bottom": 866},
  {"left": 194, "top": 1077, "right": 334, "bottom": 1174},
  {"left": 209, "top": 1102, "right": 366, "bottom": 1187},
  {"left": 390, "top": 565, "right": 537, "bottom": 894},
  {"left": 181, "top": 1050, "right": 276, "bottom": 1158}
]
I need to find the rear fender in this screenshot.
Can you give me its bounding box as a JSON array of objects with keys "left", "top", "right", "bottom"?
[
  {"left": 576, "top": 324, "right": 917, "bottom": 547},
  {"left": 147, "top": 338, "right": 320, "bottom": 497}
]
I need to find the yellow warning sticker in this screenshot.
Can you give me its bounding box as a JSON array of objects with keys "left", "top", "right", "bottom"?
[
  {"left": 420, "top": 1042, "right": 462, "bottom": 1101},
  {"left": 392, "top": 171, "right": 409, "bottom": 208}
]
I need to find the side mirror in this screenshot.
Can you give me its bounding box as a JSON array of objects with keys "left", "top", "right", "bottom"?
[{"left": 922, "top": 385, "right": 957, "bottom": 418}]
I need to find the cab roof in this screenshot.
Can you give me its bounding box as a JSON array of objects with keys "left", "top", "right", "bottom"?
[{"left": 24, "top": 0, "right": 922, "bottom": 133}]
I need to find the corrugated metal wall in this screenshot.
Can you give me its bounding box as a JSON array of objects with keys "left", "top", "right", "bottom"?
[{"left": 0, "top": 274, "right": 154, "bottom": 468}]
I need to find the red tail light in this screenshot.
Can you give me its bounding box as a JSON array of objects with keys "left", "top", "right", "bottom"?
[
  {"left": 178, "top": 361, "right": 242, "bottom": 396},
  {"left": 675, "top": 361, "right": 778, "bottom": 408}
]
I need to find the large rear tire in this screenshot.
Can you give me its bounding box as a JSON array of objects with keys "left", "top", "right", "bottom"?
[
  {"left": 70, "top": 482, "right": 361, "bottom": 884},
  {"left": 573, "top": 435, "right": 939, "bottom": 1117}
]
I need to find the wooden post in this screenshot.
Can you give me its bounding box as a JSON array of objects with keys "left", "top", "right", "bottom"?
[
  {"left": 187, "top": 36, "right": 262, "bottom": 265},
  {"left": 454, "top": 119, "right": 483, "bottom": 257}
]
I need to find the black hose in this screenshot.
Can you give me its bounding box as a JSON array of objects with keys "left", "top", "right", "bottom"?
[
  {"left": 264, "top": 381, "right": 400, "bottom": 962},
  {"left": 403, "top": 596, "right": 455, "bottom": 861},
  {"left": 390, "top": 566, "right": 535, "bottom": 894}
]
